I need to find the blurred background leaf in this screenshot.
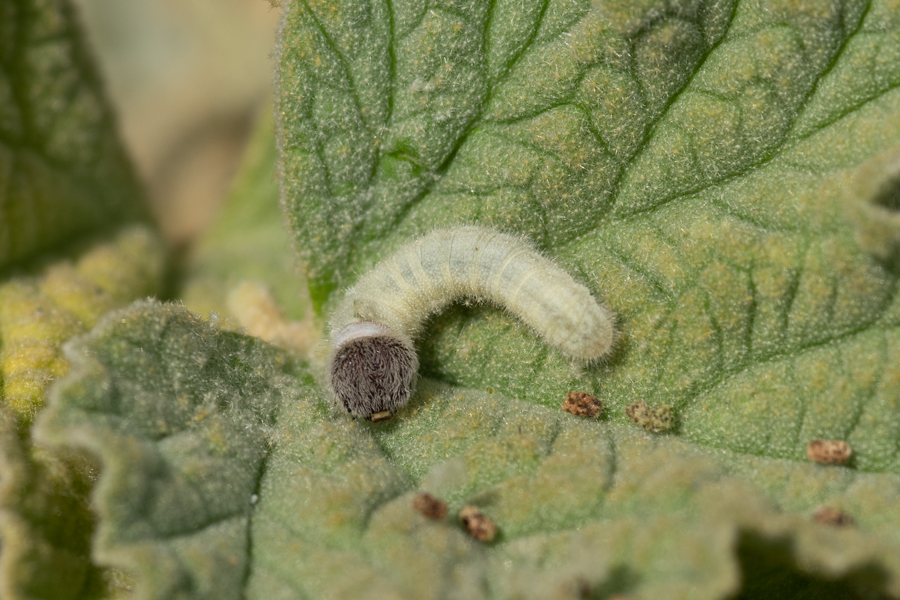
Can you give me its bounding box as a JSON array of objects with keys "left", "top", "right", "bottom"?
[
  {"left": 181, "top": 108, "right": 314, "bottom": 355},
  {"left": 0, "top": 0, "right": 147, "bottom": 268}
]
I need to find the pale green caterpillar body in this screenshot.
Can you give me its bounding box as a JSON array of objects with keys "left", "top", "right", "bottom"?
[{"left": 327, "top": 226, "right": 616, "bottom": 421}]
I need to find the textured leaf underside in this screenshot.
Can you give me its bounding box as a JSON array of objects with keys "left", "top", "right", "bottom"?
[{"left": 37, "top": 303, "right": 294, "bottom": 600}]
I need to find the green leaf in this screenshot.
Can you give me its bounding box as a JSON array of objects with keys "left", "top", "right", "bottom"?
[
  {"left": 0, "top": 0, "right": 148, "bottom": 269},
  {"left": 276, "top": 0, "right": 900, "bottom": 306},
  {"left": 36, "top": 302, "right": 294, "bottom": 600},
  {"left": 0, "top": 1, "right": 164, "bottom": 597},
  {"left": 269, "top": 0, "right": 900, "bottom": 594},
  {"left": 29, "top": 0, "right": 900, "bottom": 597},
  {"left": 36, "top": 301, "right": 900, "bottom": 598},
  {"left": 0, "top": 408, "right": 122, "bottom": 600},
  {"left": 0, "top": 225, "right": 166, "bottom": 600},
  {"left": 276, "top": 0, "right": 900, "bottom": 455},
  {"left": 0, "top": 226, "right": 165, "bottom": 423}
]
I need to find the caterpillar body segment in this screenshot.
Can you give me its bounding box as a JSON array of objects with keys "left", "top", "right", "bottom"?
[{"left": 327, "top": 226, "right": 616, "bottom": 420}]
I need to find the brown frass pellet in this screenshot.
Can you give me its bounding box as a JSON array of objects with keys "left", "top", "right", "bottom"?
[
  {"left": 806, "top": 440, "right": 852, "bottom": 465},
  {"left": 813, "top": 506, "right": 855, "bottom": 527},
  {"left": 412, "top": 493, "right": 448, "bottom": 520},
  {"left": 459, "top": 505, "right": 497, "bottom": 542},
  {"left": 562, "top": 391, "right": 602, "bottom": 418}
]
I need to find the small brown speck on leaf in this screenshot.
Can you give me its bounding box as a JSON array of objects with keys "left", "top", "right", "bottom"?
[
  {"left": 813, "top": 506, "right": 856, "bottom": 527},
  {"left": 806, "top": 440, "right": 852, "bottom": 465},
  {"left": 413, "top": 493, "right": 448, "bottom": 520},
  {"left": 625, "top": 401, "right": 673, "bottom": 432},
  {"left": 562, "top": 391, "right": 602, "bottom": 418},
  {"left": 370, "top": 410, "right": 393, "bottom": 423},
  {"left": 459, "top": 505, "right": 497, "bottom": 542}
]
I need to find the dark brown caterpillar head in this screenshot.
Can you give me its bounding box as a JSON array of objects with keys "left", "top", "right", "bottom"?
[{"left": 327, "top": 321, "right": 418, "bottom": 421}]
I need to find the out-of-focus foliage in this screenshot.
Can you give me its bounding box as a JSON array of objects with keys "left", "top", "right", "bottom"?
[
  {"left": 181, "top": 110, "right": 309, "bottom": 326},
  {"left": 0, "top": 226, "right": 166, "bottom": 600},
  {"left": 0, "top": 1, "right": 165, "bottom": 598},
  {"left": 1, "top": 226, "right": 164, "bottom": 423},
  {"left": 0, "top": 0, "right": 147, "bottom": 269},
  {"left": 37, "top": 302, "right": 294, "bottom": 600}
]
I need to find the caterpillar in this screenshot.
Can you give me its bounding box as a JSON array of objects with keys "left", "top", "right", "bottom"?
[{"left": 327, "top": 226, "right": 616, "bottom": 422}]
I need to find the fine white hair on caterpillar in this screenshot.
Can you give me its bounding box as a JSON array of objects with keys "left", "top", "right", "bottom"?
[{"left": 326, "top": 226, "right": 616, "bottom": 421}]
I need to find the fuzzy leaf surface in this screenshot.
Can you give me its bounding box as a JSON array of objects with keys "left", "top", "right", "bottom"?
[
  {"left": 276, "top": 0, "right": 900, "bottom": 462},
  {"left": 272, "top": 0, "right": 900, "bottom": 594},
  {"left": 36, "top": 302, "right": 294, "bottom": 600},
  {"left": 0, "top": 0, "right": 161, "bottom": 597},
  {"left": 36, "top": 301, "right": 900, "bottom": 599}
]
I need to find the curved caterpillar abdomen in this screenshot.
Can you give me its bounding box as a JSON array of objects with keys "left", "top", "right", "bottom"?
[{"left": 327, "top": 226, "right": 616, "bottom": 421}]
